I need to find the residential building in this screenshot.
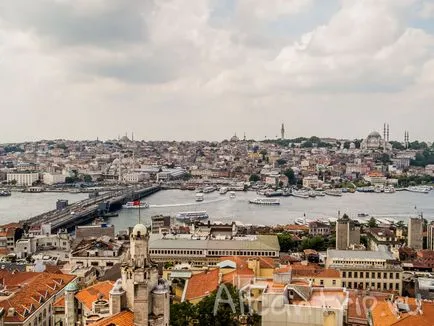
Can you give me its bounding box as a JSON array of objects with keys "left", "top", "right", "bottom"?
[
  {"left": 0, "top": 271, "right": 75, "bottom": 326},
  {"left": 151, "top": 215, "right": 172, "bottom": 234},
  {"left": 0, "top": 223, "right": 23, "bottom": 254},
  {"left": 408, "top": 217, "right": 423, "bottom": 250},
  {"left": 427, "top": 222, "right": 434, "bottom": 250},
  {"left": 335, "top": 215, "right": 360, "bottom": 250},
  {"left": 302, "top": 175, "right": 321, "bottom": 189},
  {"left": 75, "top": 224, "right": 115, "bottom": 240},
  {"left": 326, "top": 249, "right": 403, "bottom": 295},
  {"left": 69, "top": 236, "right": 126, "bottom": 269},
  {"left": 14, "top": 231, "right": 70, "bottom": 258},
  {"left": 42, "top": 172, "right": 66, "bottom": 185},
  {"left": 6, "top": 172, "right": 39, "bottom": 186},
  {"left": 308, "top": 221, "right": 331, "bottom": 236},
  {"left": 366, "top": 227, "right": 401, "bottom": 251}
]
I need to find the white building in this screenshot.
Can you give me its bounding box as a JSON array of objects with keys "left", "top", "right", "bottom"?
[
  {"left": 122, "top": 172, "right": 148, "bottom": 183},
  {"left": 7, "top": 172, "right": 40, "bottom": 186},
  {"left": 43, "top": 172, "right": 66, "bottom": 185},
  {"left": 302, "top": 175, "right": 321, "bottom": 189}
]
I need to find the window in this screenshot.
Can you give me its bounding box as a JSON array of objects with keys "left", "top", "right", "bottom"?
[
  {"left": 320, "top": 280, "right": 324, "bottom": 286},
  {"left": 342, "top": 272, "right": 346, "bottom": 278},
  {"left": 383, "top": 272, "right": 387, "bottom": 279},
  {"left": 342, "top": 282, "right": 346, "bottom": 287},
  {"left": 396, "top": 273, "right": 400, "bottom": 279},
  {"left": 348, "top": 272, "right": 352, "bottom": 278},
  {"left": 395, "top": 283, "right": 399, "bottom": 291},
  {"left": 354, "top": 272, "right": 358, "bottom": 278},
  {"left": 332, "top": 280, "right": 336, "bottom": 286}
]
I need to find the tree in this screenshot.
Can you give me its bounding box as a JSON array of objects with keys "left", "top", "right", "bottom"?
[
  {"left": 276, "top": 158, "right": 287, "bottom": 166},
  {"left": 83, "top": 174, "right": 92, "bottom": 183},
  {"left": 367, "top": 217, "right": 378, "bottom": 228},
  {"left": 284, "top": 168, "right": 296, "bottom": 185},
  {"left": 170, "top": 301, "right": 197, "bottom": 326},
  {"left": 10, "top": 179, "right": 17, "bottom": 186},
  {"left": 249, "top": 174, "right": 261, "bottom": 182},
  {"left": 278, "top": 233, "right": 296, "bottom": 252}
]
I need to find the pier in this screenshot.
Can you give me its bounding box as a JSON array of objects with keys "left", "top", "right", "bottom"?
[{"left": 20, "top": 185, "right": 161, "bottom": 232}]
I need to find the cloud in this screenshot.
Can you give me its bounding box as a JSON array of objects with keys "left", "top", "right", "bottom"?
[{"left": 0, "top": 0, "right": 434, "bottom": 142}]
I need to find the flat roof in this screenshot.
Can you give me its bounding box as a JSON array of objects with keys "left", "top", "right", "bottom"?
[
  {"left": 327, "top": 249, "right": 395, "bottom": 261},
  {"left": 149, "top": 234, "right": 279, "bottom": 251}
]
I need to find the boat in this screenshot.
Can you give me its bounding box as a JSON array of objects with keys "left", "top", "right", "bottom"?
[
  {"left": 249, "top": 198, "right": 280, "bottom": 205},
  {"left": 324, "top": 189, "right": 343, "bottom": 197},
  {"left": 292, "top": 190, "right": 309, "bottom": 199},
  {"left": 384, "top": 186, "right": 395, "bottom": 193},
  {"left": 219, "top": 187, "right": 228, "bottom": 195},
  {"left": 176, "top": 211, "right": 209, "bottom": 222},
  {"left": 374, "top": 187, "right": 382, "bottom": 193},
  {"left": 295, "top": 217, "right": 306, "bottom": 225},
  {"left": 195, "top": 193, "right": 204, "bottom": 202},
  {"left": 308, "top": 191, "right": 317, "bottom": 198},
  {"left": 229, "top": 191, "right": 236, "bottom": 199},
  {"left": 0, "top": 190, "right": 11, "bottom": 197},
  {"left": 101, "top": 212, "right": 119, "bottom": 218},
  {"left": 203, "top": 186, "right": 216, "bottom": 193},
  {"left": 122, "top": 201, "right": 150, "bottom": 209},
  {"left": 265, "top": 190, "right": 283, "bottom": 197},
  {"left": 406, "top": 186, "right": 430, "bottom": 194}
]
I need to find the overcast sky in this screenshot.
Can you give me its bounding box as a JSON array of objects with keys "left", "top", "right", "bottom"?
[{"left": 0, "top": 0, "right": 433, "bottom": 142}]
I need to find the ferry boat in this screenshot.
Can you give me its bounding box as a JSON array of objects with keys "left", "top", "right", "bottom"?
[
  {"left": 292, "top": 190, "right": 309, "bottom": 199},
  {"left": 324, "top": 189, "right": 343, "bottom": 197},
  {"left": 249, "top": 198, "right": 280, "bottom": 205},
  {"left": 265, "top": 190, "right": 283, "bottom": 197},
  {"left": 122, "top": 201, "right": 150, "bottom": 209},
  {"left": 229, "top": 191, "right": 236, "bottom": 199},
  {"left": 176, "top": 211, "right": 209, "bottom": 222},
  {"left": 406, "top": 186, "right": 431, "bottom": 194},
  {"left": 219, "top": 187, "right": 228, "bottom": 195},
  {"left": 384, "top": 186, "right": 396, "bottom": 193},
  {"left": 314, "top": 191, "right": 325, "bottom": 197},
  {"left": 195, "top": 193, "right": 204, "bottom": 202},
  {"left": 203, "top": 186, "right": 216, "bottom": 193},
  {"left": 0, "top": 190, "right": 11, "bottom": 197}
]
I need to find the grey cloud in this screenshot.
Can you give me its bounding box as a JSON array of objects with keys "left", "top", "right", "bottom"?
[{"left": 0, "top": 0, "right": 150, "bottom": 47}]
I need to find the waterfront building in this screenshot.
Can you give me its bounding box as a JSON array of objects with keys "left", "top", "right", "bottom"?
[
  {"left": 149, "top": 234, "right": 280, "bottom": 267},
  {"left": 326, "top": 248, "right": 403, "bottom": 295},
  {"left": 0, "top": 271, "right": 75, "bottom": 326},
  {"left": 408, "top": 217, "right": 423, "bottom": 250},
  {"left": 151, "top": 215, "right": 172, "bottom": 234},
  {"left": 335, "top": 215, "right": 360, "bottom": 250},
  {"left": 122, "top": 172, "right": 147, "bottom": 183},
  {"left": 6, "top": 172, "right": 39, "bottom": 186},
  {"left": 14, "top": 230, "right": 70, "bottom": 258},
  {"left": 302, "top": 175, "right": 321, "bottom": 189},
  {"left": 69, "top": 236, "right": 126, "bottom": 269},
  {"left": 42, "top": 172, "right": 66, "bottom": 185}
]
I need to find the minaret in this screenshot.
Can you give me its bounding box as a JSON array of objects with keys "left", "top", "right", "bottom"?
[
  {"left": 387, "top": 124, "right": 390, "bottom": 142},
  {"left": 132, "top": 132, "right": 134, "bottom": 142},
  {"left": 64, "top": 281, "right": 79, "bottom": 326},
  {"left": 281, "top": 123, "right": 285, "bottom": 140},
  {"left": 243, "top": 132, "right": 246, "bottom": 141}
]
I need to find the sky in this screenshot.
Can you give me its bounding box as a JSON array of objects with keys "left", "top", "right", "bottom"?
[{"left": 0, "top": 0, "right": 434, "bottom": 142}]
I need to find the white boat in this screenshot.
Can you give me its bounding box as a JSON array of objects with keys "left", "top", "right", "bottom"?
[
  {"left": 406, "top": 186, "right": 430, "bottom": 194},
  {"left": 292, "top": 190, "right": 309, "bottom": 199},
  {"left": 314, "top": 191, "right": 325, "bottom": 197},
  {"left": 176, "top": 211, "right": 209, "bottom": 221},
  {"left": 196, "top": 193, "right": 204, "bottom": 202},
  {"left": 249, "top": 198, "right": 280, "bottom": 205},
  {"left": 324, "top": 189, "right": 343, "bottom": 197},
  {"left": 295, "top": 217, "right": 306, "bottom": 225},
  {"left": 122, "top": 201, "right": 150, "bottom": 209},
  {"left": 229, "top": 191, "right": 236, "bottom": 199},
  {"left": 219, "top": 187, "right": 228, "bottom": 195},
  {"left": 203, "top": 186, "right": 216, "bottom": 193},
  {"left": 384, "top": 186, "right": 395, "bottom": 193}
]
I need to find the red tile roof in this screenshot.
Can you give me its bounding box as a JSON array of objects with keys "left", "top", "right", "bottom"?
[
  {"left": 91, "top": 310, "right": 134, "bottom": 326},
  {"left": 75, "top": 280, "right": 114, "bottom": 310},
  {"left": 0, "top": 271, "right": 75, "bottom": 323},
  {"left": 184, "top": 269, "right": 220, "bottom": 301}
]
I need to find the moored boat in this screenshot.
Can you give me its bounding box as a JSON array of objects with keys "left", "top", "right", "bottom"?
[
  {"left": 176, "top": 211, "right": 209, "bottom": 222},
  {"left": 292, "top": 190, "right": 309, "bottom": 199},
  {"left": 324, "top": 189, "right": 343, "bottom": 197},
  {"left": 0, "top": 190, "right": 11, "bottom": 197},
  {"left": 229, "top": 191, "right": 236, "bottom": 199},
  {"left": 195, "top": 193, "right": 204, "bottom": 202},
  {"left": 219, "top": 187, "right": 228, "bottom": 195}
]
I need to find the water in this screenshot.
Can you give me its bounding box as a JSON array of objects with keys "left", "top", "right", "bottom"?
[
  {"left": 1, "top": 190, "right": 433, "bottom": 231},
  {"left": 0, "top": 192, "right": 88, "bottom": 223},
  {"left": 105, "top": 190, "right": 434, "bottom": 231}
]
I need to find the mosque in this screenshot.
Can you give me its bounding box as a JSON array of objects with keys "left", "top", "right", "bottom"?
[{"left": 360, "top": 123, "right": 392, "bottom": 151}]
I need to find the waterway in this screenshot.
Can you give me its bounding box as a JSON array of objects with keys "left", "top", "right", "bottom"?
[{"left": 1, "top": 190, "right": 433, "bottom": 231}]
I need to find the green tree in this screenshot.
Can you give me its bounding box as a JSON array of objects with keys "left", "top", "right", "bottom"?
[
  {"left": 284, "top": 168, "right": 296, "bottom": 185},
  {"left": 249, "top": 174, "right": 261, "bottom": 182},
  {"left": 10, "top": 179, "right": 17, "bottom": 185},
  {"left": 276, "top": 158, "right": 287, "bottom": 166},
  {"left": 278, "top": 233, "right": 296, "bottom": 252},
  {"left": 170, "top": 301, "right": 198, "bottom": 326},
  {"left": 367, "top": 217, "right": 378, "bottom": 228},
  {"left": 83, "top": 174, "right": 92, "bottom": 183}
]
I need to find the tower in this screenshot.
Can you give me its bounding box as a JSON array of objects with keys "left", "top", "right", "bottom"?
[
  {"left": 408, "top": 216, "right": 423, "bottom": 250},
  {"left": 121, "top": 223, "right": 169, "bottom": 326},
  {"left": 281, "top": 123, "right": 285, "bottom": 140},
  {"left": 109, "top": 279, "right": 126, "bottom": 315},
  {"left": 64, "top": 281, "right": 79, "bottom": 326},
  {"left": 336, "top": 215, "right": 360, "bottom": 250},
  {"left": 387, "top": 124, "right": 390, "bottom": 142}
]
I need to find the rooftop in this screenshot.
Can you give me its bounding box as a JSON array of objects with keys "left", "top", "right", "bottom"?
[
  {"left": 75, "top": 280, "right": 114, "bottom": 310},
  {"left": 327, "top": 249, "right": 395, "bottom": 261}
]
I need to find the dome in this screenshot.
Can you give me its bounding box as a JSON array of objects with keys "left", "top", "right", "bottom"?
[
  {"left": 132, "top": 223, "right": 148, "bottom": 237},
  {"left": 153, "top": 279, "right": 169, "bottom": 294},
  {"left": 65, "top": 281, "right": 79, "bottom": 292},
  {"left": 368, "top": 131, "right": 381, "bottom": 138}
]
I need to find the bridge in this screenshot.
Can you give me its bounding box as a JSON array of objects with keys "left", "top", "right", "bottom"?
[{"left": 20, "top": 185, "right": 160, "bottom": 232}]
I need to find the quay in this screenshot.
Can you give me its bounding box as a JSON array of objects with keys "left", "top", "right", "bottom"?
[{"left": 19, "top": 185, "right": 160, "bottom": 232}]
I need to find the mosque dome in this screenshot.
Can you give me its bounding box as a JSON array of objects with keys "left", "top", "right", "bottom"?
[
  {"left": 368, "top": 131, "right": 382, "bottom": 138},
  {"left": 65, "top": 281, "right": 79, "bottom": 292}
]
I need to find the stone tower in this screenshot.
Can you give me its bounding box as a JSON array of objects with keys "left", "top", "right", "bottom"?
[
  {"left": 64, "top": 281, "right": 79, "bottom": 326},
  {"left": 121, "top": 223, "right": 170, "bottom": 326}
]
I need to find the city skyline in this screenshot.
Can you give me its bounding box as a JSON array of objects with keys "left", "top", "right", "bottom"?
[{"left": 1, "top": 0, "right": 434, "bottom": 142}]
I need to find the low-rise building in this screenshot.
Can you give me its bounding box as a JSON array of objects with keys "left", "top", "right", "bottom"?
[
  {"left": 326, "top": 248, "right": 403, "bottom": 295},
  {"left": 6, "top": 172, "right": 39, "bottom": 186},
  {"left": 366, "top": 227, "right": 402, "bottom": 251},
  {"left": 302, "top": 175, "right": 321, "bottom": 189},
  {"left": 308, "top": 221, "right": 331, "bottom": 236},
  {"left": 14, "top": 232, "right": 70, "bottom": 258}
]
